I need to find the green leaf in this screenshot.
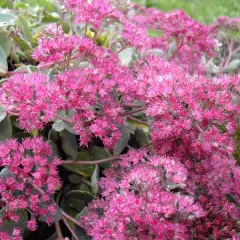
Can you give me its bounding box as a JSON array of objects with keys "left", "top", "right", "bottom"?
[
  {"left": 0, "top": 33, "right": 11, "bottom": 57},
  {"left": 64, "top": 151, "right": 95, "bottom": 177},
  {"left": 127, "top": 118, "right": 149, "bottom": 133},
  {"left": 61, "top": 196, "right": 80, "bottom": 228},
  {"left": 224, "top": 59, "right": 240, "bottom": 73},
  {"left": 77, "top": 150, "right": 92, "bottom": 160},
  {"left": 0, "top": 167, "right": 14, "bottom": 178},
  {"left": 2, "top": 0, "right": 13, "bottom": 9},
  {"left": 0, "top": 0, "right": 7, "bottom": 7},
  {"left": 0, "top": 105, "right": 6, "bottom": 122},
  {"left": 45, "top": 141, "right": 59, "bottom": 168},
  {"left": 58, "top": 20, "right": 70, "bottom": 34},
  {"left": 31, "top": 129, "right": 38, "bottom": 137},
  {"left": 68, "top": 174, "right": 82, "bottom": 184},
  {"left": 16, "top": 15, "right": 33, "bottom": 44},
  {"left": 25, "top": 49, "right": 34, "bottom": 61},
  {"left": 11, "top": 35, "right": 31, "bottom": 51},
  {"left": 0, "top": 46, "right": 7, "bottom": 75},
  {"left": 18, "top": 0, "right": 58, "bottom": 13},
  {"left": 91, "top": 146, "right": 112, "bottom": 168},
  {"left": 52, "top": 119, "right": 65, "bottom": 132},
  {"left": 28, "top": 65, "right": 38, "bottom": 72},
  {"left": 135, "top": 128, "right": 150, "bottom": 147},
  {"left": 14, "top": 2, "right": 28, "bottom": 9},
  {"left": 61, "top": 190, "right": 93, "bottom": 228},
  {"left": 77, "top": 183, "right": 90, "bottom": 192},
  {"left": 48, "top": 68, "right": 55, "bottom": 82},
  {"left": 14, "top": 65, "right": 37, "bottom": 73},
  {"left": 0, "top": 116, "right": 12, "bottom": 142},
  {"left": 0, "top": 11, "right": 15, "bottom": 27},
  {"left": 66, "top": 190, "right": 93, "bottom": 211},
  {"left": 48, "top": 128, "right": 59, "bottom": 142},
  {"left": 113, "top": 125, "right": 130, "bottom": 156},
  {"left": 118, "top": 48, "right": 133, "bottom": 66},
  {"left": 73, "top": 208, "right": 90, "bottom": 240},
  {"left": 42, "top": 12, "right": 60, "bottom": 23},
  {"left": 91, "top": 165, "right": 99, "bottom": 195},
  {"left": 60, "top": 129, "right": 78, "bottom": 159},
  {"left": 64, "top": 122, "right": 77, "bottom": 135},
  {"left": 55, "top": 110, "right": 76, "bottom": 134},
  {"left": 166, "top": 40, "right": 177, "bottom": 61}
]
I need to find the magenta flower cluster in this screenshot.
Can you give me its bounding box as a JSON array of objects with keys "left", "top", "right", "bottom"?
[
  {"left": 0, "top": 138, "right": 61, "bottom": 239},
  {"left": 0, "top": 0, "right": 239, "bottom": 239}
]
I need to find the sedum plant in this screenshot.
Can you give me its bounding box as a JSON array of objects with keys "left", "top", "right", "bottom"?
[{"left": 0, "top": 0, "right": 239, "bottom": 239}]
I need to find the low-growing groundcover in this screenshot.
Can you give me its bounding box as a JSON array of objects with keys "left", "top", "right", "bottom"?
[{"left": 0, "top": 0, "right": 240, "bottom": 239}]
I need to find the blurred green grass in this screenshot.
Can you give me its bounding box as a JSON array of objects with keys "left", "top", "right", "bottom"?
[{"left": 133, "top": 0, "right": 240, "bottom": 24}]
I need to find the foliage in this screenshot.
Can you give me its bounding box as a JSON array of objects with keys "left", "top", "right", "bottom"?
[{"left": 0, "top": 0, "right": 239, "bottom": 239}]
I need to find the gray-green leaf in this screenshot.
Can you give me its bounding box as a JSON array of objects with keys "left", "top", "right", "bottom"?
[
  {"left": 0, "top": 116, "right": 12, "bottom": 141},
  {"left": 224, "top": 59, "right": 240, "bottom": 73},
  {"left": 0, "top": 46, "right": 8, "bottom": 74},
  {"left": 0, "top": 105, "right": 6, "bottom": 122},
  {"left": 0, "top": 11, "right": 15, "bottom": 27},
  {"left": 113, "top": 125, "right": 130, "bottom": 156},
  {"left": 91, "top": 165, "right": 99, "bottom": 195}
]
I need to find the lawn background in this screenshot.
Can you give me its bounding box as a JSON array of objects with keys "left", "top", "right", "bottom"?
[{"left": 133, "top": 0, "right": 240, "bottom": 24}]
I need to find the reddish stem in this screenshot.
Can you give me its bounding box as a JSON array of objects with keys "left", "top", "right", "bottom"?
[
  {"left": 167, "top": 38, "right": 184, "bottom": 62},
  {"left": 56, "top": 115, "right": 74, "bottom": 124},
  {"left": 55, "top": 221, "right": 64, "bottom": 240},
  {"left": 122, "top": 107, "right": 146, "bottom": 116},
  {"left": 127, "top": 115, "right": 147, "bottom": 125},
  {"left": 6, "top": 110, "right": 19, "bottom": 116},
  {"left": 218, "top": 39, "right": 233, "bottom": 73},
  {"left": 62, "top": 216, "right": 79, "bottom": 240},
  {"left": 61, "top": 155, "right": 121, "bottom": 165},
  {"left": 61, "top": 210, "right": 82, "bottom": 228},
  {"left": 5, "top": 71, "right": 28, "bottom": 77},
  {"left": 123, "top": 103, "right": 144, "bottom": 108}
]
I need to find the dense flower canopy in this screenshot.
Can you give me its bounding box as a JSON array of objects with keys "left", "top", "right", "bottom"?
[{"left": 0, "top": 0, "right": 239, "bottom": 239}]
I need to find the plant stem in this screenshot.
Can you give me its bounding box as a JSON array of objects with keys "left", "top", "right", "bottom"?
[
  {"left": 61, "top": 155, "right": 121, "bottom": 165},
  {"left": 84, "top": 23, "right": 88, "bottom": 36},
  {"left": 116, "top": 46, "right": 126, "bottom": 54},
  {"left": 56, "top": 115, "right": 74, "bottom": 123},
  {"left": 127, "top": 115, "right": 147, "bottom": 125},
  {"left": 122, "top": 107, "right": 146, "bottom": 116},
  {"left": 218, "top": 38, "right": 233, "bottom": 73},
  {"left": 55, "top": 221, "right": 64, "bottom": 240},
  {"left": 6, "top": 110, "right": 19, "bottom": 116},
  {"left": 5, "top": 70, "right": 28, "bottom": 76},
  {"left": 61, "top": 210, "right": 82, "bottom": 228},
  {"left": 62, "top": 216, "right": 79, "bottom": 240},
  {"left": 123, "top": 103, "right": 144, "bottom": 108},
  {"left": 55, "top": 191, "right": 65, "bottom": 240}
]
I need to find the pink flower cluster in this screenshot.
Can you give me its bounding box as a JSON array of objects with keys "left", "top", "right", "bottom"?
[
  {"left": 66, "top": 0, "right": 120, "bottom": 29},
  {"left": 0, "top": 138, "right": 61, "bottom": 239},
  {"left": 133, "top": 7, "right": 215, "bottom": 73},
  {"left": 210, "top": 16, "right": 240, "bottom": 32},
  {"left": 135, "top": 57, "right": 240, "bottom": 238},
  {"left": 32, "top": 24, "right": 99, "bottom": 68},
  {"left": 79, "top": 55, "right": 240, "bottom": 238},
  {"left": 0, "top": 73, "right": 62, "bottom": 131},
  {"left": 0, "top": 0, "right": 239, "bottom": 239},
  {"left": 0, "top": 51, "right": 135, "bottom": 148},
  {"left": 33, "top": 24, "right": 79, "bottom": 67},
  {"left": 80, "top": 150, "right": 205, "bottom": 239}
]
